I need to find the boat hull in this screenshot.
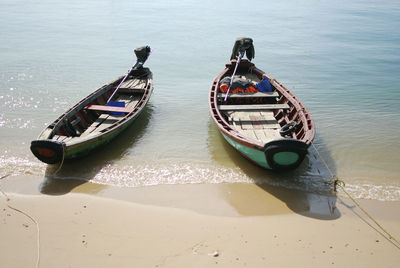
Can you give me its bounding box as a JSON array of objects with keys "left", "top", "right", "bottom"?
[
  {"left": 30, "top": 140, "right": 65, "bottom": 164},
  {"left": 31, "top": 66, "right": 153, "bottom": 164},
  {"left": 62, "top": 109, "right": 144, "bottom": 160},
  {"left": 209, "top": 59, "right": 314, "bottom": 171},
  {"left": 221, "top": 132, "right": 308, "bottom": 170}
]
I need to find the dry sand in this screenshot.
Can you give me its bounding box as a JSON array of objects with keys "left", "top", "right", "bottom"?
[{"left": 1, "top": 175, "right": 399, "bottom": 267}]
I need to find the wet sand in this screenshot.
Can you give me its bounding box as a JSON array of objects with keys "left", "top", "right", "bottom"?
[{"left": 1, "top": 175, "right": 399, "bottom": 267}]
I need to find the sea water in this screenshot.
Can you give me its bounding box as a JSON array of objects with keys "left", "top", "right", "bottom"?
[{"left": 1, "top": 0, "right": 399, "bottom": 201}]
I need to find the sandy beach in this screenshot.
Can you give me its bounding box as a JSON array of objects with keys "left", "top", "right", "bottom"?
[{"left": 1, "top": 175, "right": 399, "bottom": 268}]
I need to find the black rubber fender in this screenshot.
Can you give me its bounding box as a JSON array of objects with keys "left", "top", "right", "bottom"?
[
  {"left": 264, "top": 139, "right": 309, "bottom": 170},
  {"left": 30, "top": 140, "right": 64, "bottom": 164}
]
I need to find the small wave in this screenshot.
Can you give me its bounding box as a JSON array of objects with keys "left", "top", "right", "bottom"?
[
  {"left": 90, "top": 161, "right": 400, "bottom": 201},
  {"left": 1, "top": 155, "right": 399, "bottom": 201},
  {"left": 91, "top": 162, "right": 254, "bottom": 187},
  {"left": 337, "top": 183, "right": 400, "bottom": 202},
  {"left": 0, "top": 155, "right": 46, "bottom": 177}
]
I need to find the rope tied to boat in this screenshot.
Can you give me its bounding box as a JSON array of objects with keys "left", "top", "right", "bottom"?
[
  {"left": 332, "top": 177, "right": 345, "bottom": 193},
  {"left": 310, "top": 143, "right": 400, "bottom": 249},
  {"left": 53, "top": 149, "right": 65, "bottom": 175}
]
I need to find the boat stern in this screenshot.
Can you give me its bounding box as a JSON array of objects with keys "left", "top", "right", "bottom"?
[
  {"left": 30, "top": 140, "right": 65, "bottom": 164},
  {"left": 264, "top": 139, "right": 309, "bottom": 170}
]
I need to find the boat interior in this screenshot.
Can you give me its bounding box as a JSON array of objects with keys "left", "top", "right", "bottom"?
[
  {"left": 45, "top": 75, "right": 150, "bottom": 142},
  {"left": 218, "top": 72, "right": 291, "bottom": 144}
]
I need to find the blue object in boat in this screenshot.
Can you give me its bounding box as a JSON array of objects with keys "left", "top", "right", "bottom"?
[
  {"left": 107, "top": 101, "right": 125, "bottom": 115},
  {"left": 256, "top": 77, "right": 273, "bottom": 92}
]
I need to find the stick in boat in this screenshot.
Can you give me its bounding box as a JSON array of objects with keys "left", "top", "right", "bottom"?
[
  {"left": 223, "top": 52, "right": 243, "bottom": 102},
  {"left": 223, "top": 38, "right": 254, "bottom": 102},
  {"left": 107, "top": 46, "right": 151, "bottom": 104},
  {"left": 106, "top": 67, "right": 134, "bottom": 104}
]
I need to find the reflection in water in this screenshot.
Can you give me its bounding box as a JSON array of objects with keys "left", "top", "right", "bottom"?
[
  {"left": 207, "top": 119, "right": 340, "bottom": 219},
  {"left": 40, "top": 105, "right": 154, "bottom": 195}
]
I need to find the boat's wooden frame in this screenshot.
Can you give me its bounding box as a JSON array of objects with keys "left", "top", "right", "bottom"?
[
  {"left": 209, "top": 59, "right": 315, "bottom": 170},
  {"left": 30, "top": 68, "right": 153, "bottom": 164}
]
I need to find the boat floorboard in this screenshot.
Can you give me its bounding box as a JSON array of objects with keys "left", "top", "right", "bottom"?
[
  {"left": 81, "top": 96, "right": 140, "bottom": 137},
  {"left": 219, "top": 103, "right": 290, "bottom": 111},
  {"left": 226, "top": 110, "right": 282, "bottom": 143},
  {"left": 120, "top": 78, "right": 146, "bottom": 90}
]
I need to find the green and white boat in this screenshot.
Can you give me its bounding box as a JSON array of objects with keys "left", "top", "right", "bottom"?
[
  {"left": 208, "top": 38, "right": 315, "bottom": 170},
  {"left": 31, "top": 46, "right": 153, "bottom": 164}
]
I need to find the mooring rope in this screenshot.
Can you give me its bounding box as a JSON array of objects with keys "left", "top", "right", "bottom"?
[
  {"left": 53, "top": 150, "right": 65, "bottom": 175},
  {"left": 311, "top": 143, "right": 336, "bottom": 179},
  {"left": 333, "top": 177, "right": 400, "bottom": 249},
  {"left": 310, "top": 143, "right": 400, "bottom": 249},
  {"left": 0, "top": 174, "right": 41, "bottom": 267}
]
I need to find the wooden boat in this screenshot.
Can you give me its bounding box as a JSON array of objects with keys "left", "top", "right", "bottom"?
[
  {"left": 209, "top": 38, "right": 315, "bottom": 170},
  {"left": 31, "top": 46, "right": 153, "bottom": 164}
]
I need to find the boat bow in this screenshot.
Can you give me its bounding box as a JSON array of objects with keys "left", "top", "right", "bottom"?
[
  {"left": 30, "top": 139, "right": 65, "bottom": 164},
  {"left": 263, "top": 139, "right": 309, "bottom": 170}
]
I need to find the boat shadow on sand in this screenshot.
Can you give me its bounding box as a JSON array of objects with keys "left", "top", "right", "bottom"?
[
  {"left": 209, "top": 121, "right": 340, "bottom": 220},
  {"left": 39, "top": 105, "right": 154, "bottom": 195}
]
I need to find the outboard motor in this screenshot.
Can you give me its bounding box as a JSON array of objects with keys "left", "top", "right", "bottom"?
[
  {"left": 130, "top": 45, "right": 151, "bottom": 76},
  {"left": 230, "top": 37, "right": 255, "bottom": 61},
  {"left": 134, "top": 45, "right": 151, "bottom": 66}
]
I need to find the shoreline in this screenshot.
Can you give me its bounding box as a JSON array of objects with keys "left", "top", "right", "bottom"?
[{"left": 1, "top": 175, "right": 400, "bottom": 267}]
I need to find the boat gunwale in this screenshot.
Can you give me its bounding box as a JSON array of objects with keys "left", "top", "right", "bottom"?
[
  {"left": 33, "top": 70, "right": 153, "bottom": 161},
  {"left": 208, "top": 59, "right": 315, "bottom": 151}
]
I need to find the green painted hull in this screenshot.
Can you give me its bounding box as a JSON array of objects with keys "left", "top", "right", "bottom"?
[
  {"left": 209, "top": 57, "right": 315, "bottom": 171},
  {"left": 31, "top": 64, "right": 153, "bottom": 164},
  {"left": 63, "top": 114, "right": 138, "bottom": 159},
  {"left": 221, "top": 133, "right": 307, "bottom": 170},
  {"left": 222, "top": 133, "right": 272, "bottom": 169}
]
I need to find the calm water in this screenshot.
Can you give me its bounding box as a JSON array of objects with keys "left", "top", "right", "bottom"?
[{"left": 1, "top": 0, "right": 399, "bottom": 200}]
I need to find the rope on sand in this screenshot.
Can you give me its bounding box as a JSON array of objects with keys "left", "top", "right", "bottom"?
[
  {"left": 0, "top": 174, "right": 41, "bottom": 268},
  {"left": 310, "top": 143, "right": 400, "bottom": 249}
]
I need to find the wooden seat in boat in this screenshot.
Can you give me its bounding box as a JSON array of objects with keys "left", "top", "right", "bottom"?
[
  {"left": 84, "top": 104, "right": 132, "bottom": 114},
  {"left": 218, "top": 103, "right": 289, "bottom": 111}
]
